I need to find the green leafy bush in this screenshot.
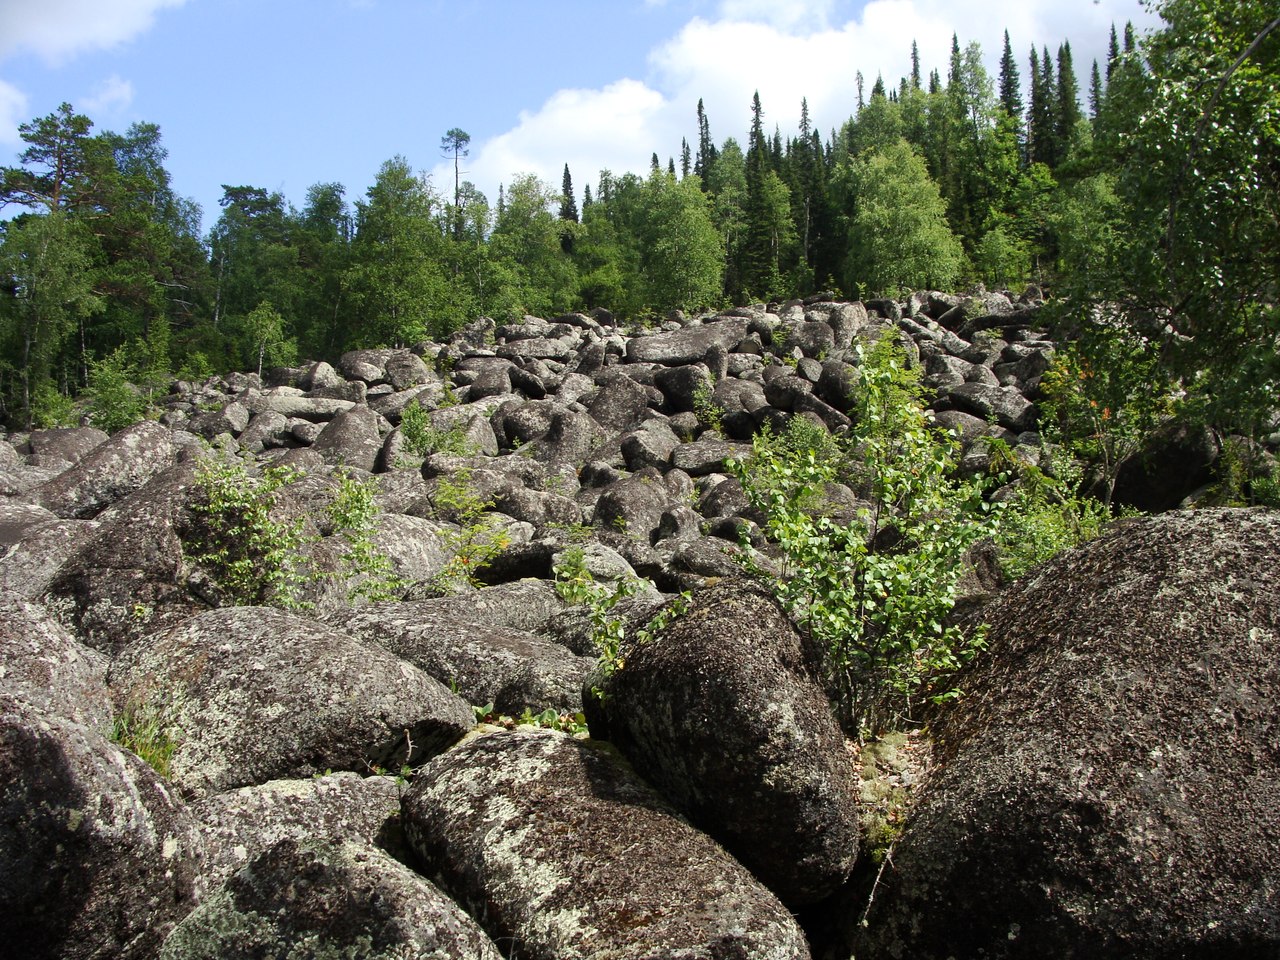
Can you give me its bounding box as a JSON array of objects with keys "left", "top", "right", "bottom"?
[
  {"left": 86, "top": 346, "right": 146, "bottom": 432},
  {"left": 731, "top": 333, "right": 1000, "bottom": 736},
  {"left": 185, "top": 455, "right": 313, "bottom": 608},
  {"left": 430, "top": 469, "right": 510, "bottom": 591},
  {"left": 327, "top": 471, "right": 404, "bottom": 602},
  {"left": 986, "top": 440, "right": 1112, "bottom": 580},
  {"left": 398, "top": 401, "right": 475, "bottom": 460}
]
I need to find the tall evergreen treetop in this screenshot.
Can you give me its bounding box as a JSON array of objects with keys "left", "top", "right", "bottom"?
[{"left": 559, "top": 163, "right": 578, "bottom": 223}]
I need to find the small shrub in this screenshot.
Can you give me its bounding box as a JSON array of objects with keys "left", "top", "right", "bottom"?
[
  {"left": 692, "top": 375, "right": 724, "bottom": 433},
  {"left": 430, "top": 469, "right": 510, "bottom": 591},
  {"left": 184, "top": 455, "right": 313, "bottom": 609},
  {"left": 987, "top": 440, "right": 1112, "bottom": 580},
  {"left": 399, "top": 403, "right": 473, "bottom": 460},
  {"left": 31, "top": 383, "right": 77, "bottom": 428},
  {"left": 328, "top": 471, "right": 404, "bottom": 602},
  {"left": 86, "top": 346, "right": 146, "bottom": 432},
  {"left": 731, "top": 332, "right": 1001, "bottom": 736}
]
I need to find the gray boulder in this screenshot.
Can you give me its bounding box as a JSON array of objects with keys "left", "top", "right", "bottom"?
[
  {"left": 858, "top": 509, "right": 1280, "bottom": 959},
  {"left": 160, "top": 837, "right": 502, "bottom": 960},
  {"left": 402, "top": 727, "right": 811, "bottom": 960},
  {"left": 111, "top": 606, "right": 473, "bottom": 796},
  {"left": 336, "top": 602, "right": 594, "bottom": 714},
  {"left": 0, "top": 599, "right": 113, "bottom": 732},
  {"left": 946, "top": 381, "right": 1038, "bottom": 432},
  {"left": 0, "top": 503, "right": 99, "bottom": 598},
  {"left": 24, "top": 420, "right": 177, "bottom": 520},
  {"left": 42, "top": 462, "right": 204, "bottom": 656},
  {"left": 23, "top": 426, "right": 108, "bottom": 467},
  {"left": 587, "top": 579, "right": 860, "bottom": 906},
  {"left": 0, "top": 701, "right": 205, "bottom": 960},
  {"left": 625, "top": 317, "right": 749, "bottom": 366},
  {"left": 311, "top": 405, "right": 384, "bottom": 472},
  {"left": 191, "top": 772, "right": 403, "bottom": 888}
]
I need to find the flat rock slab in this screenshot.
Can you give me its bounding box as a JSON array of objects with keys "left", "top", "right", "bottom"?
[
  {"left": 402, "top": 726, "right": 811, "bottom": 960},
  {"left": 191, "top": 772, "right": 404, "bottom": 888}
]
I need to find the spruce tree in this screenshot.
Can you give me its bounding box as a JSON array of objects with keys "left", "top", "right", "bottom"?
[
  {"left": 911, "top": 40, "right": 922, "bottom": 89},
  {"left": 680, "top": 138, "right": 692, "bottom": 178},
  {"left": 1089, "top": 59, "right": 1103, "bottom": 126},
  {"left": 559, "top": 163, "right": 578, "bottom": 223},
  {"left": 582, "top": 183, "right": 593, "bottom": 211},
  {"left": 1107, "top": 24, "right": 1121, "bottom": 81},
  {"left": 999, "top": 29, "right": 1025, "bottom": 154},
  {"left": 694, "top": 99, "right": 716, "bottom": 185},
  {"left": 1055, "top": 42, "right": 1081, "bottom": 164}
]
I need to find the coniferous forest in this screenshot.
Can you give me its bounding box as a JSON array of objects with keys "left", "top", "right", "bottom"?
[{"left": 0, "top": 0, "right": 1276, "bottom": 442}]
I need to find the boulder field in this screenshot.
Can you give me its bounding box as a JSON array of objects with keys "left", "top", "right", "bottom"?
[{"left": 1, "top": 293, "right": 1276, "bottom": 958}]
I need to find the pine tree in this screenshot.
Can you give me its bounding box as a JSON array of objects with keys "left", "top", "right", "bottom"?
[
  {"left": 856, "top": 71, "right": 865, "bottom": 111},
  {"left": 582, "top": 183, "right": 593, "bottom": 211},
  {"left": 680, "top": 138, "right": 692, "bottom": 178},
  {"left": 559, "top": 163, "right": 578, "bottom": 223},
  {"left": 667, "top": 157, "right": 676, "bottom": 176},
  {"left": 1123, "top": 21, "right": 1136, "bottom": 54},
  {"left": 999, "top": 29, "right": 1024, "bottom": 154},
  {"left": 911, "top": 40, "right": 922, "bottom": 89}
]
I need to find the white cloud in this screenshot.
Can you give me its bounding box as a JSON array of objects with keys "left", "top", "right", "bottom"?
[
  {"left": 81, "top": 74, "right": 135, "bottom": 116},
  {"left": 717, "top": 0, "right": 836, "bottom": 32},
  {"left": 0, "top": 78, "right": 29, "bottom": 148},
  {"left": 431, "top": 79, "right": 671, "bottom": 205},
  {"left": 0, "top": 0, "right": 188, "bottom": 64},
  {"left": 443, "top": 0, "right": 1159, "bottom": 206}
]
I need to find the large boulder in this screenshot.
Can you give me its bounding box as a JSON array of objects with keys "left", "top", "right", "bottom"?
[
  {"left": 625, "top": 318, "right": 749, "bottom": 365},
  {"left": 0, "top": 502, "right": 99, "bottom": 598},
  {"left": 110, "top": 606, "right": 473, "bottom": 796},
  {"left": 858, "top": 509, "right": 1280, "bottom": 959},
  {"left": 0, "top": 598, "right": 113, "bottom": 732},
  {"left": 23, "top": 420, "right": 177, "bottom": 520},
  {"left": 311, "top": 405, "right": 384, "bottom": 472},
  {"left": 402, "top": 726, "right": 811, "bottom": 960},
  {"left": 0, "top": 701, "right": 205, "bottom": 960},
  {"left": 160, "top": 837, "right": 502, "bottom": 960},
  {"left": 190, "top": 772, "right": 403, "bottom": 888},
  {"left": 42, "top": 462, "right": 205, "bottom": 656},
  {"left": 335, "top": 602, "right": 594, "bottom": 714},
  {"left": 587, "top": 579, "right": 860, "bottom": 906}
]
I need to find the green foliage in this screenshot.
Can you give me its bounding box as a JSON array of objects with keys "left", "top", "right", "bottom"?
[
  {"left": 85, "top": 345, "right": 146, "bottom": 432},
  {"left": 327, "top": 471, "right": 403, "bottom": 602},
  {"left": 472, "top": 702, "right": 589, "bottom": 736},
  {"left": 838, "top": 139, "right": 964, "bottom": 297},
  {"left": 986, "top": 439, "right": 1112, "bottom": 580},
  {"left": 398, "top": 402, "right": 473, "bottom": 460},
  {"left": 111, "top": 696, "right": 182, "bottom": 778},
  {"left": 552, "top": 547, "right": 692, "bottom": 700},
  {"left": 30, "top": 382, "right": 76, "bottom": 427},
  {"left": 1039, "top": 320, "right": 1176, "bottom": 506},
  {"left": 430, "top": 469, "right": 510, "bottom": 591},
  {"left": 691, "top": 375, "right": 724, "bottom": 433},
  {"left": 185, "top": 455, "right": 313, "bottom": 608},
  {"left": 731, "top": 333, "right": 999, "bottom": 735}
]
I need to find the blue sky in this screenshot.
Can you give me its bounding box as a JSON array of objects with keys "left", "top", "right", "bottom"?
[{"left": 0, "top": 0, "right": 1157, "bottom": 233}]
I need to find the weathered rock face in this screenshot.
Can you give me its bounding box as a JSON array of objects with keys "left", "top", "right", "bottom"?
[
  {"left": 159, "top": 838, "right": 503, "bottom": 960},
  {"left": 42, "top": 462, "right": 204, "bottom": 656},
  {"left": 23, "top": 420, "right": 177, "bottom": 520},
  {"left": 587, "top": 578, "right": 860, "bottom": 907},
  {"left": 110, "top": 606, "right": 473, "bottom": 796},
  {"left": 0, "top": 599, "right": 113, "bottom": 732},
  {"left": 857, "top": 509, "right": 1280, "bottom": 960},
  {"left": 402, "top": 727, "right": 812, "bottom": 960},
  {"left": 334, "top": 602, "right": 594, "bottom": 714},
  {"left": 191, "top": 772, "right": 404, "bottom": 888},
  {"left": 0, "top": 700, "right": 205, "bottom": 960},
  {"left": 0, "top": 503, "right": 99, "bottom": 598}
]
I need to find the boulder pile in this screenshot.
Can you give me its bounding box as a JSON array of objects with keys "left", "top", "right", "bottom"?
[{"left": 1, "top": 292, "right": 1276, "bottom": 958}]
